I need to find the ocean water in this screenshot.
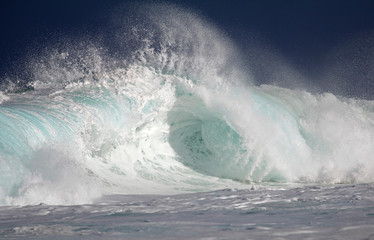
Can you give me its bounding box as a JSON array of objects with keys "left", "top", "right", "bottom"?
[{"left": 1, "top": 3, "right": 374, "bottom": 239}]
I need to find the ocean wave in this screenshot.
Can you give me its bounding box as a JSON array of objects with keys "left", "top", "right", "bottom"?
[{"left": 0, "top": 3, "right": 373, "bottom": 206}]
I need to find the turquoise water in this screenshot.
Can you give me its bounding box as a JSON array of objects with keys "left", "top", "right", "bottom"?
[
  {"left": 1, "top": 65, "right": 374, "bottom": 205},
  {"left": 0, "top": 3, "right": 374, "bottom": 239}
]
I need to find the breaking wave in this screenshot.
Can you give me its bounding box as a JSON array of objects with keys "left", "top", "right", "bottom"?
[{"left": 1, "top": 3, "right": 374, "bottom": 206}]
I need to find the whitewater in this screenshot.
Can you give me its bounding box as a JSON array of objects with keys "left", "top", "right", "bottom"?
[{"left": 0, "top": 3, "right": 374, "bottom": 239}]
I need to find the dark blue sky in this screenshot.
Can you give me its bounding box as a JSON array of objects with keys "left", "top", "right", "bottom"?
[{"left": 1, "top": 0, "right": 374, "bottom": 97}]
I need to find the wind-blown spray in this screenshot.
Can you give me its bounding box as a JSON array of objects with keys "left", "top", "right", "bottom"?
[{"left": 0, "top": 3, "right": 373, "bottom": 206}]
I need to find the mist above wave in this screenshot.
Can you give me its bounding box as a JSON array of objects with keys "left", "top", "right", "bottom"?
[{"left": 0, "top": 3, "right": 373, "bottom": 206}]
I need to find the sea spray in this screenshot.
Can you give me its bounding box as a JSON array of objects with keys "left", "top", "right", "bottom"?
[{"left": 0, "top": 3, "right": 374, "bottom": 206}]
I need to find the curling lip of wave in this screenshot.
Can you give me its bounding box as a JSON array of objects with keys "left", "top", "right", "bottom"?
[
  {"left": 1, "top": 65, "right": 374, "bottom": 207},
  {"left": 0, "top": 3, "right": 374, "bottom": 206}
]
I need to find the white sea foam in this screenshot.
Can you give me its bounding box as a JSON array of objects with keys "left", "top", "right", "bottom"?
[
  {"left": 0, "top": 91, "right": 9, "bottom": 104},
  {"left": 0, "top": 3, "right": 373, "bottom": 206}
]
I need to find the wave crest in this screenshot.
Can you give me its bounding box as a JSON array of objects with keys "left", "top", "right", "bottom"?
[{"left": 1, "top": 3, "right": 374, "bottom": 206}]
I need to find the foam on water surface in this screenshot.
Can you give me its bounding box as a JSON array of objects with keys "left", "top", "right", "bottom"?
[
  {"left": 1, "top": 184, "right": 374, "bottom": 239},
  {"left": 1, "top": 63, "right": 374, "bottom": 205},
  {"left": 0, "top": 2, "right": 374, "bottom": 238}
]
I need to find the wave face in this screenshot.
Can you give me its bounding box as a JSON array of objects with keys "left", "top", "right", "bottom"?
[{"left": 1, "top": 4, "right": 374, "bottom": 206}]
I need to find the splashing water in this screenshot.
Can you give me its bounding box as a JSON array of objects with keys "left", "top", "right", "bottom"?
[{"left": 0, "top": 3, "right": 374, "bottom": 206}]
